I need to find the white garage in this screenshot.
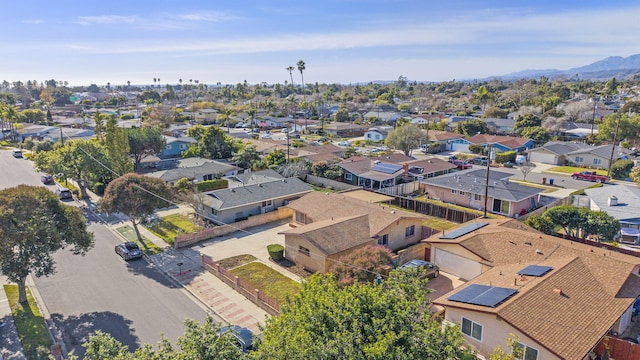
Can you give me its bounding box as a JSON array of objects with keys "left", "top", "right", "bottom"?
[
  {"left": 528, "top": 150, "right": 558, "bottom": 165},
  {"left": 433, "top": 248, "right": 482, "bottom": 280}
]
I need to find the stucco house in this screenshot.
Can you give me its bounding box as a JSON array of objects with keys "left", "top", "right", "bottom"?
[
  {"left": 528, "top": 142, "right": 633, "bottom": 169},
  {"left": 582, "top": 185, "right": 640, "bottom": 243},
  {"left": 426, "top": 130, "right": 466, "bottom": 152},
  {"left": 279, "top": 214, "right": 375, "bottom": 273},
  {"left": 194, "top": 109, "right": 219, "bottom": 123},
  {"left": 364, "top": 126, "right": 394, "bottom": 142},
  {"left": 146, "top": 157, "right": 240, "bottom": 186},
  {"left": 157, "top": 136, "right": 197, "bottom": 159},
  {"left": 484, "top": 118, "right": 516, "bottom": 134},
  {"left": 338, "top": 155, "right": 413, "bottom": 189},
  {"left": 201, "top": 171, "right": 312, "bottom": 225},
  {"left": 321, "top": 122, "right": 366, "bottom": 137},
  {"left": 428, "top": 219, "right": 640, "bottom": 360},
  {"left": 285, "top": 191, "right": 426, "bottom": 255},
  {"left": 421, "top": 169, "right": 543, "bottom": 217}
]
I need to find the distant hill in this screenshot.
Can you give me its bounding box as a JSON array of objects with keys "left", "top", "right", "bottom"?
[{"left": 499, "top": 54, "right": 640, "bottom": 81}]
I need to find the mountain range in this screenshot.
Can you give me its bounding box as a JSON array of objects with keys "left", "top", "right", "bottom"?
[{"left": 498, "top": 54, "right": 640, "bottom": 81}]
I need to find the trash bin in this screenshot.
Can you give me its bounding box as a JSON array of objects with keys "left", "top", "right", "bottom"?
[
  {"left": 542, "top": 177, "right": 547, "bottom": 185},
  {"left": 549, "top": 178, "right": 554, "bottom": 185}
]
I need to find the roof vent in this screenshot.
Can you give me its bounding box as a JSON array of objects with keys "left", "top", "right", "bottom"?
[
  {"left": 608, "top": 195, "right": 618, "bottom": 206},
  {"left": 535, "top": 249, "right": 543, "bottom": 255}
]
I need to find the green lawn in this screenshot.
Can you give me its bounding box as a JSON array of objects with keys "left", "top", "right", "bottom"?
[
  {"left": 230, "top": 262, "right": 301, "bottom": 303},
  {"left": 4, "top": 285, "right": 53, "bottom": 359},
  {"left": 547, "top": 166, "right": 608, "bottom": 176},
  {"left": 115, "top": 225, "right": 162, "bottom": 254},
  {"left": 147, "top": 213, "right": 202, "bottom": 245},
  {"left": 422, "top": 217, "right": 459, "bottom": 232},
  {"left": 217, "top": 254, "right": 258, "bottom": 270}
]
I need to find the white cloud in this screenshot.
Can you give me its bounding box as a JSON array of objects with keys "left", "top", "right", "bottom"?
[
  {"left": 172, "top": 11, "right": 239, "bottom": 22},
  {"left": 22, "top": 19, "right": 44, "bottom": 24},
  {"left": 76, "top": 15, "right": 138, "bottom": 26}
]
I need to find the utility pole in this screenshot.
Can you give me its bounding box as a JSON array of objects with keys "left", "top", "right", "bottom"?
[
  {"left": 483, "top": 144, "right": 492, "bottom": 218},
  {"left": 590, "top": 97, "right": 597, "bottom": 138},
  {"left": 606, "top": 111, "right": 621, "bottom": 181}
]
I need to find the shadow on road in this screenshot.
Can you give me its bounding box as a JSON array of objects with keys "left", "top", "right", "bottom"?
[{"left": 51, "top": 311, "right": 137, "bottom": 358}]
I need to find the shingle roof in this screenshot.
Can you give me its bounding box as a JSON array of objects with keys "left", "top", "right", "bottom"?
[
  {"left": 225, "top": 169, "right": 283, "bottom": 188},
  {"left": 466, "top": 134, "right": 532, "bottom": 148},
  {"left": 531, "top": 141, "right": 590, "bottom": 155},
  {"left": 286, "top": 192, "right": 424, "bottom": 237},
  {"left": 431, "top": 219, "right": 640, "bottom": 360},
  {"left": 566, "top": 144, "right": 632, "bottom": 158},
  {"left": 202, "top": 176, "right": 312, "bottom": 210},
  {"left": 428, "top": 130, "right": 465, "bottom": 141},
  {"left": 401, "top": 157, "right": 457, "bottom": 174},
  {"left": 584, "top": 184, "right": 640, "bottom": 224},
  {"left": 279, "top": 214, "right": 373, "bottom": 255},
  {"left": 146, "top": 158, "right": 239, "bottom": 183},
  {"left": 421, "top": 169, "right": 543, "bottom": 202}
]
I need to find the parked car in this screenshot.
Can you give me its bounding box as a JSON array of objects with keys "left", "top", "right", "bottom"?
[
  {"left": 400, "top": 260, "right": 440, "bottom": 278},
  {"left": 41, "top": 175, "right": 55, "bottom": 185},
  {"left": 471, "top": 157, "right": 489, "bottom": 166},
  {"left": 571, "top": 171, "right": 609, "bottom": 183},
  {"left": 12, "top": 149, "right": 23, "bottom": 158},
  {"left": 114, "top": 242, "right": 143, "bottom": 261},
  {"left": 55, "top": 188, "right": 73, "bottom": 200},
  {"left": 449, "top": 159, "right": 472, "bottom": 170},
  {"left": 218, "top": 325, "right": 257, "bottom": 353},
  {"left": 337, "top": 141, "right": 351, "bottom": 146}
]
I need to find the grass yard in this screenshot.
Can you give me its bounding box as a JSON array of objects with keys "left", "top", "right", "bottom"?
[
  {"left": 422, "top": 217, "right": 459, "bottom": 232},
  {"left": 147, "top": 213, "right": 202, "bottom": 245},
  {"left": 4, "top": 285, "right": 52, "bottom": 359},
  {"left": 115, "top": 225, "right": 162, "bottom": 255},
  {"left": 547, "top": 166, "right": 608, "bottom": 176},
  {"left": 230, "top": 262, "right": 301, "bottom": 303},
  {"left": 217, "top": 254, "right": 258, "bottom": 269},
  {"left": 415, "top": 199, "right": 503, "bottom": 219}
]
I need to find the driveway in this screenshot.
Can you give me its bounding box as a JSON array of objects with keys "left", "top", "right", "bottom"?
[{"left": 426, "top": 271, "right": 466, "bottom": 311}]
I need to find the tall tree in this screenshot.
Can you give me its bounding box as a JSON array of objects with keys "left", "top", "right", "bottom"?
[
  {"left": 286, "top": 66, "right": 295, "bottom": 90},
  {"left": 185, "top": 125, "right": 237, "bottom": 159},
  {"left": 297, "top": 60, "right": 306, "bottom": 95},
  {"left": 328, "top": 245, "right": 393, "bottom": 287},
  {"left": 455, "top": 119, "right": 489, "bottom": 136},
  {"left": 104, "top": 116, "right": 133, "bottom": 176},
  {"left": 127, "top": 127, "right": 166, "bottom": 171},
  {"left": 385, "top": 123, "right": 427, "bottom": 156},
  {"left": 0, "top": 185, "right": 94, "bottom": 303},
  {"left": 253, "top": 272, "right": 476, "bottom": 359},
  {"left": 100, "top": 174, "right": 172, "bottom": 246},
  {"left": 231, "top": 145, "right": 261, "bottom": 170}
]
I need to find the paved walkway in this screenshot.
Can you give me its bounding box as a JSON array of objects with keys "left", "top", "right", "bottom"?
[{"left": 0, "top": 280, "right": 27, "bottom": 360}]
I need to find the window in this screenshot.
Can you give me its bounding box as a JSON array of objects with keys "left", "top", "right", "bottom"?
[
  {"left": 451, "top": 189, "right": 457, "bottom": 194},
  {"left": 211, "top": 208, "right": 218, "bottom": 216},
  {"left": 295, "top": 211, "right": 307, "bottom": 224},
  {"left": 405, "top": 225, "right": 415, "bottom": 237},
  {"left": 298, "top": 246, "right": 310, "bottom": 256},
  {"left": 179, "top": 143, "right": 187, "bottom": 150},
  {"left": 461, "top": 317, "right": 483, "bottom": 341},
  {"left": 514, "top": 342, "right": 539, "bottom": 360},
  {"left": 165, "top": 144, "right": 172, "bottom": 150},
  {"left": 345, "top": 173, "right": 353, "bottom": 181},
  {"left": 378, "top": 234, "right": 388, "bottom": 246},
  {"left": 459, "top": 191, "right": 465, "bottom": 196},
  {"left": 261, "top": 200, "right": 273, "bottom": 207},
  {"left": 575, "top": 156, "right": 584, "bottom": 163},
  {"left": 474, "top": 194, "right": 482, "bottom": 201},
  {"left": 593, "top": 158, "right": 602, "bottom": 166}
]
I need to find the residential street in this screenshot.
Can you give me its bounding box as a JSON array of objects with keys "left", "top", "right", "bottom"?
[{"left": 0, "top": 150, "right": 211, "bottom": 358}]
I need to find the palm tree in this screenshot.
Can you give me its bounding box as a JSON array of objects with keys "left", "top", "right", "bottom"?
[
  {"left": 127, "top": 80, "right": 131, "bottom": 89},
  {"left": 286, "top": 66, "right": 295, "bottom": 91},
  {"left": 153, "top": 78, "right": 157, "bottom": 87},
  {"left": 297, "top": 60, "right": 306, "bottom": 132}
]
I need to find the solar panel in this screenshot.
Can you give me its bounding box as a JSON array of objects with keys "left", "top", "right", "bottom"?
[
  {"left": 439, "top": 222, "right": 489, "bottom": 240},
  {"left": 448, "top": 284, "right": 518, "bottom": 308},
  {"left": 517, "top": 265, "right": 553, "bottom": 277},
  {"left": 372, "top": 163, "right": 403, "bottom": 174}
]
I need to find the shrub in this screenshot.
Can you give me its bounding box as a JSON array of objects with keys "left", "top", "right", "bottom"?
[
  {"left": 267, "top": 244, "right": 284, "bottom": 261},
  {"left": 468, "top": 144, "right": 485, "bottom": 155},
  {"left": 610, "top": 159, "right": 634, "bottom": 180},
  {"left": 494, "top": 150, "right": 516, "bottom": 164},
  {"left": 91, "top": 182, "right": 105, "bottom": 196},
  {"left": 196, "top": 179, "right": 228, "bottom": 192}
]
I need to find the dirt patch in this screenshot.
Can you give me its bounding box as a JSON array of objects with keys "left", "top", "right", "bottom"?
[
  {"left": 217, "top": 254, "right": 258, "bottom": 269},
  {"left": 269, "top": 257, "right": 313, "bottom": 279}
]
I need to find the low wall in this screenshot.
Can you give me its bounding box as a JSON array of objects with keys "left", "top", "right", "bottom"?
[
  {"left": 375, "top": 181, "right": 420, "bottom": 196},
  {"left": 396, "top": 242, "right": 431, "bottom": 265},
  {"left": 201, "top": 254, "right": 280, "bottom": 316},
  {"left": 174, "top": 207, "right": 293, "bottom": 248},
  {"left": 518, "top": 195, "right": 572, "bottom": 221},
  {"left": 304, "top": 174, "right": 359, "bottom": 191}
]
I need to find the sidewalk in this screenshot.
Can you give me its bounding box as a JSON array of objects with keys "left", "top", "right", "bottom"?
[{"left": 0, "top": 281, "right": 27, "bottom": 360}]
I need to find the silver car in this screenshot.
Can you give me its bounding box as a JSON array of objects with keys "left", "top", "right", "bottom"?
[
  {"left": 114, "top": 242, "right": 143, "bottom": 261},
  {"left": 400, "top": 260, "right": 440, "bottom": 278}
]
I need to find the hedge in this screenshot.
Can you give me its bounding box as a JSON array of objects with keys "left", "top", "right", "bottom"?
[
  {"left": 267, "top": 244, "right": 284, "bottom": 261},
  {"left": 196, "top": 179, "right": 228, "bottom": 192},
  {"left": 494, "top": 150, "right": 516, "bottom": 164}
]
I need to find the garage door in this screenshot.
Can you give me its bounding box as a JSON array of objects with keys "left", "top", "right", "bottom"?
[
  {"left": 433, "top": 248, "right": 482, "bottom": 280},
  {"left": 529, "top": 152, "right": 557, "bottom": 165}
]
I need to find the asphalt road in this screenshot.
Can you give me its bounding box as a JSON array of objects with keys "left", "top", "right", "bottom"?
[{"left": 0, "top": 149, "right": 210, "bottom": 357}]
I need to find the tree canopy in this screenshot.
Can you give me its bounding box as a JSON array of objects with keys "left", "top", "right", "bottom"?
[
  {"left": 252, "top": 272, "right": 476, "bottom": 360},
  {"left": 527, "top": 205, "right": 620, "bottom": 241},
  {"left": 328, "top": 245, "right": 393, "bottom": 286},
  {"left": 127, "top": 127, "right": 166, "bottom": 171},
  {"left": 0, "top": 185, "right": 94, "bottom": 303},
  {"left": 385, "top": 123, "right": 427, "bottom": 156},
  {"left": 454, "top": 119, "right": 488, "bottom": 136},
  {"left": 185, "top": 125, "right": 237, "bottom": 159}
]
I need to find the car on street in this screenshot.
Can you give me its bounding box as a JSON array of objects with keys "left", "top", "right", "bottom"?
[
  {"left": 337, "top": 141, "right": 351, "bottom": 146},
  {"left": 41, "top": 175, "right": 55, "bottom": 185},
  {"left": 400, "top": 259, "right": 440, "bottom": 278},
  {"left": 218, "top": 325, "right": 257, "bottom": 353},
  {"left": 55, "top": 188, "right": 73, "bottom": 200},
  {"left": 12, "top": 149, "right": 23, "bottom": 158},
  {"left": 571, "top": 171, "right": 608, "bottom": 183},
  {"left": 449, "top": 159, "right": 472, "bottom": 170},
  {"left": 471, "top": 157, "right": 489, "bottom": 166},
  {"left": 114, "top": 242, "right": 143, "bottom": 261}
]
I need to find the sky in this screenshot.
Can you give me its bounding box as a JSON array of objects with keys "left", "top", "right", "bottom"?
[{"left": 2, "top": 0, "right": 640, "bottom": 87}]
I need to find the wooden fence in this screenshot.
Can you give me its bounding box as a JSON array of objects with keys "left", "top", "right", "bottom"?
[
  {"left": 375, "top": 181, "right": 421, "bottom": 196},
  {"left": 594, "top": 335, "right": 640, "bottom": 360},
  {"left": 389, "top": 196, "right": 481, "bottom": 224},
  {"left": 558, "top": 233, "right": 640, "bottom": 258},
  {"left": 201, "top": 254, "right": 281, "bottom": 315}
]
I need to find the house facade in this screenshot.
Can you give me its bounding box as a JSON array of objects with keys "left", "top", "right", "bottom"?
[
  {"left": 421, "top": 169, "right": 543, "bottom": 217},
  {"left": 146, "top": 157, "right": 240, "bottom": 185},
  {"left": 157, "top": 136, "right": 197, "bottom": 159},
  {"left": 339, "top": 157, "right": 406, "bottom": 190},
  {"left": 364, "top": 126, "right": 394, "bottom": 142}
]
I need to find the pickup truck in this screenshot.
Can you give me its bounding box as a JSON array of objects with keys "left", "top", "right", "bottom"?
[{"left": 571, "top": 171, "right": 608, "bottom": 183}]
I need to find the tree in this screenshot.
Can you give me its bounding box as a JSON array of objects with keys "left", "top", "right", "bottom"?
[
  {"left": 580, "top": 208, "right": 620, "bottom": 241},
  {"left": 286, "top": 66, "right": 295, "bottom": 90},
  {"left": 265, "top": 149, "right": 286, "bottom": 167},
  {"left": 232, "top": 145, "right": 261, "bottom": 170},
  {"left": 455, "top": 119, "right": 488, "bottom": 136},
  {"left": 513, "top": 114, "right": 542, "bottom": 135},
  {"left": 541, "top": 205, "right": 582, "bottom": 237},
  {"left": 385, "top": 123, "right": 427, "bottom": 156},
  {"left": 104, "top": 116, "right": 133, "bottom": 176},
  {"left": 328, "top": 245, "right": 393, "bottom": 286},
  {"left": 0, "top": 185, "right": 94, "bottom": 303},
  {"left": 518, "top": 161, "right": 535, "bottom": 181},
  {"left": 472, "top": 85, "right": 492, "bottom": 112},
  {"left": 334, "top": 106, "right": 350, "bottom": 122},
  {"left": 610, "top": 159, "right": 635, "bottom": 180},
  {"left": 519, "top": 126, "right": 550, "bottom": 145},
  {"left": 523, "top": 215, "right": 555, "bottom": 235},
  {"left": 252, "top": 273, "right": 476, "bottom": 359},
  {"left": 489, "top": 335, "right": 524, "bottom": 360},
  {"left": 100, "top": 174, "right": 172, "bottom": 247},
  {"left": 127, "top": 127, "right": 166, "bottom": 171},
  {"left": 297, "top": 60, "right": 306, "bottom": 95},
  {"left": 597, "top": 113, "right": 640, "bottom": 144},
  {"left": 631, "top": 166, "right": 640, "bottom": 185},
  {"left": 185, "top": 125, "right": 237, "bottom": 159}
]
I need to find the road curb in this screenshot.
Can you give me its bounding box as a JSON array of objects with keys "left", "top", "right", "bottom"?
[{"left": 26, "top": 275, "right": 68, "bottom": 359}]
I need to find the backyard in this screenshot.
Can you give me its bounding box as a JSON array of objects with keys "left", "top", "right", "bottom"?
[
  {"left": 147, "top": 213, "right": 202, "bottom": 245},
  {"left": 229, "top": 261, "right": 302, "bottom": 303}
]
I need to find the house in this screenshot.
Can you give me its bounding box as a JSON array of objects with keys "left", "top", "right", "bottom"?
[
  {"left": 194, "top": 109, "right": 219, "bottom": 123},
  {"left": 338, "top": 154, "right": 414, "bottom": 189},
  {"left": 201, "top": 171, "right": 312, "bottom": 224},
  {"left": 363, "top": 110, "right": 405, "bottom": 123},
  {"left": 484, "top": 118, "right": 516, "bottom": 134},
  {"left": 279, "top": 214, "right": 375, "bottom": 273},
  {"left": 16, "top": 125, "right": 58, "bottom": 141},
  {"left": 321, "top": 122, "right": 366, "bottom": 137},
  {"left": 262, "top": 116, "right": 293, "bottom": 128},
  {"left": 364, "top": 126, "right": 394, "bottom": 142},
  {"left": 295, "top": 143, "right": 345, "bottom": 164},
  {"left": 43, "top": 128, "right": 95, "bottom": 143},
  {"left": 421, "top": 169, "right": 543, "bottom": 217},
  {"left": 285, "top": 191, "right": 426, "bottom": 255},
  {"left": 400, "top": 157, "right": 457, "bottom": 181},
  {"left": 426, "top": 130, "right": 466, "bottom": 151},
  {"left": 583, "top": 185, "right": 640, "bottom": 240},
  {"left": 527, "top": 141, "right": 632, "bottom": 168},
  {"left": 445, "top": 116, "right": 477, "bottom": 130},
  {"left": 428, "top": 219, "right": 640, "bottom": 360},
  {"left": 146, "top": 157, "right": 240, "bottom": 185},
  {"left": 464, "top": 134, "right": 535, "bottom": 154},
  {"left": 157, "top": 136, "right": 197, "bottom": 159}
]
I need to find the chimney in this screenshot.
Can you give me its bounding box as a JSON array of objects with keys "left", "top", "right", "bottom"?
[
  {"left": 608, "top": 195, "right": 618, "bottom": 206},
  {"left": 553, "top": 288, "right": 563, "bottom": 296}
]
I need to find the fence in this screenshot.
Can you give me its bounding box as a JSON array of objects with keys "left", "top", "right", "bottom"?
[
  {"left": 389, "top": 196, "right": 481, "bottom": 224},
  {"left": 174, "top": 207, "right": 293, "bottom": 248},
  {"left": 558, "top": 233, "right": 640, "bottom": 258},
  {"left": 594, "top": 336, "right": 640, "bottom": 360},
  {"left": 375, "top": 181, "right": 421, "bottom": 196},
  {"left": 518, "top": 195, "right": 573, "bottom": 221},
  {"left": 201, "top": 254, "right": 281, "bottom": 315},
  {"left": 304, "top": 174, "right": 360, "bottom": 191}
]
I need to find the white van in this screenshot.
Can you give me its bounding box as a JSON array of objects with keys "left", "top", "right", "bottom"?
[{"left": 12, "top": 149, "right": 23, "bottom": 158}]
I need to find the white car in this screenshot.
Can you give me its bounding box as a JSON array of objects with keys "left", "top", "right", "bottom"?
[
  {"left": 261, "top": 134, "right": 272, "bottom": 139},
  {"left": 337, "top": 141, "right": 351, "bottom": 146}
]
